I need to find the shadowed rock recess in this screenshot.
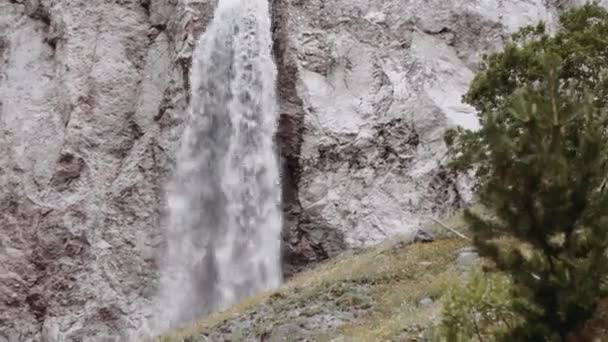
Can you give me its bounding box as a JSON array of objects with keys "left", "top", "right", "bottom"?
[{"left": 0, "top": 0, "right": 600, "bottom": 340}]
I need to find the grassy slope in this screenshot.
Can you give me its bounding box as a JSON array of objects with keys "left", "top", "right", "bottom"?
[
  {"left": 155, "top": 215, "right": 472, "bottom": 341},
  {"left": 152, "top": 207, "right": 608, "bottom": 341}
]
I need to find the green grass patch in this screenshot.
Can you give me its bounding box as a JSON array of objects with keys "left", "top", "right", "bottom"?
[{"left": 156, "top": 217, "right": 471, "bottom": 341}]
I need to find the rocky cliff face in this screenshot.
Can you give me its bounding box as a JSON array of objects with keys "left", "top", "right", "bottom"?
[
  {"left": 0, "top": 0, "right": 597, "bottom": 340},
  {"left": 274, "top": 0, "right": 566, "bottom": 274},
  {"left": 0, "top": 0, "right": 214, "bottom": 339}
]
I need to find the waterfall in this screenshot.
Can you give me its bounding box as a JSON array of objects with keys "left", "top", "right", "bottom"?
[{"left": 152, "top": 0, "right": 282, "bottom": 332}]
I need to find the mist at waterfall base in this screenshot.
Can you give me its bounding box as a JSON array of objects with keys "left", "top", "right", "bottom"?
[{"left": 146, "top": 0, "right": 282, "bottom": 334}]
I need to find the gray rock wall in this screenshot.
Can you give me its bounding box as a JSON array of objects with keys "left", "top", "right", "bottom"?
[
  {"left": 0, "top": 0, "right": 596, "bottom": 339},
  {"left": 0, "top": 0, "right": 216, "bottom": 339},
  {"left": 276, "top": 0, "right": 577, "bottom": 270}
]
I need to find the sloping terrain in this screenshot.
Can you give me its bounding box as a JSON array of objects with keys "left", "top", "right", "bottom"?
[{"left": 158, "top": 218, "right": 475, "bottom": 341}]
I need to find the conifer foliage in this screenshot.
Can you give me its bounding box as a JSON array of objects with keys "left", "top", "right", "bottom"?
[{"left": 445, "top": 2, "right": 608, "bottom": 340}]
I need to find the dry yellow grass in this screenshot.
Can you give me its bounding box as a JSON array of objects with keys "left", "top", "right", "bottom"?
[{"left": 155, "top": 232, "right": 469, "bottom": 342}]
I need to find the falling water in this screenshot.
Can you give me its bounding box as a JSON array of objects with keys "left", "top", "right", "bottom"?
[{"left": 152, "top": 0, "right": 282, "bottom": 331}]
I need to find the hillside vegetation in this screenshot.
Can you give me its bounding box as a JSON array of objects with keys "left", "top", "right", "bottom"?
[{"left": 157, "top": 217, "right": 474, "bottom": 341}]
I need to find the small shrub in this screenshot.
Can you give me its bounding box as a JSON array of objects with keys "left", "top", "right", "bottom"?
[{"left": 437, "top": 268, "right": 523, "bottom": 341}]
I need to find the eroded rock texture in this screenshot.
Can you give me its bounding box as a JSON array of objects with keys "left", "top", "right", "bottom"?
[
  {"left": 0, "top": 0, "right": 215, "bottom": 340},
  {"left": 0, "top": 0, "right": 602, "bottom": 339},
  {"left": 274, "top": 0, "right": 590, "bottom": 273}
]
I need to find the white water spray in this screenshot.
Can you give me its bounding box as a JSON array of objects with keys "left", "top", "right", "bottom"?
[{"left": 151, "top": 0, "right": 282, "bottom": 332}]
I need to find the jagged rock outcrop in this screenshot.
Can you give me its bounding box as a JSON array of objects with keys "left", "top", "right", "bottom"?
[
  {"left": 0, "top": 0, "right": 601, "bottom": 340},
  {"left": 273, "top": 0, "right": 584, "bottom": 271}
]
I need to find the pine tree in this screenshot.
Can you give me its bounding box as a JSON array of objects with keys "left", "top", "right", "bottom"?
[{"left": 445, "top": 2, "right": 608, "bottom": 340}]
